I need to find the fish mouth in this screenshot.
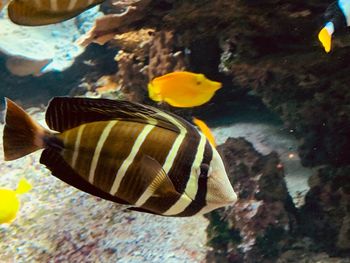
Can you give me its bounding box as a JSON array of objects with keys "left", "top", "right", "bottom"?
[{"left": 212, "top": 81, "right": 222, "bottom": 91}]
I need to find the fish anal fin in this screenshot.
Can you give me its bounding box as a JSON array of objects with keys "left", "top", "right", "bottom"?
[
  {"left": 40, "top": 148, "right": 129, "bottom": 205},
  {"left": 127, "top": 207, "right": 159, "bottom": 215}
]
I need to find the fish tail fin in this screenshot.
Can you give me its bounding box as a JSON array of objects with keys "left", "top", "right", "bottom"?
[
  {"left": 148, "top": 82, "right": 162, "bottom": 102},
  {"left": 3, "top": 98, "right": 49, "bottom": 161},
  {"left": 15, "top": 178, "right": 32, "bottom": 195}
]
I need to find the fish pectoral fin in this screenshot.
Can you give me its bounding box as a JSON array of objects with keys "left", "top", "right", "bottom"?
[
  {"left": 134, "top": 155, "right": 179, "bottom": 206},
  {"left": 141, "top": 155, "right": 179, "bottom": 201}
]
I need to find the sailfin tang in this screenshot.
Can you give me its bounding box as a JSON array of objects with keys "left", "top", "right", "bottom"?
[
  {"left": 8, "top": 0, "right": 105, "bottom": 26},
  {"left": 3, "top": 98, "right": 48, "bottom": 161},
  {"left": 46, "top": 97, "right": 185, "bottom": 133},
  {"left": 40, "top": 148, "right": 130, "bottom": 205}
]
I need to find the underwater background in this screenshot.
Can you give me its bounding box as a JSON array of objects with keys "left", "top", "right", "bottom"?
[{"left": 0, "top": 0, "right": 350, "bottom": 262}]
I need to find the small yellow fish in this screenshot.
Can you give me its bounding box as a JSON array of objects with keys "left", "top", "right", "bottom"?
[
  {"left": 7, "top": 0, "right": 105, "bottom": 26},
  {"left": 148, "top": 71, "right": 222, "bottom": 108},
  {"left": 193, "top": 117, "right": 216, "bottom": 147},
  {"left": 0, "top": 178, "right": 32, "bottom": 224}
]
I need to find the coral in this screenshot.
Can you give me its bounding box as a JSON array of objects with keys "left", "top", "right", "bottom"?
[
  {"left": 0, "top": 36, "right": 52, "bottom": 77},
  {"left": 206, "top": 138, "right": 297, "bottom": 262},
  {"left": 108, "top": 29, "right": 189, "bottom": 104},
  {"left": 148, "top": 30, "right": 187, "bottom": 80},
  {"left": 114, "top": 50, "right": 147, "bottom": 102},
  {"left": 78, "top": 0, "right": 152, "bottom": 46}
]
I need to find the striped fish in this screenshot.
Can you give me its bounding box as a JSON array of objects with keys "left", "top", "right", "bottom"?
[
  {"left": 3, "top": 97, "right": 237, "bottom": 216},
  {"left": 7, "top": 0, "right": 105, "bottom": 26},
  {"left": 0, "top": 0, "right": 8, "bottom": 11}
]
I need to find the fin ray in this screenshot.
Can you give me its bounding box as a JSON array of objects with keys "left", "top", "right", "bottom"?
[
  {"left": 45, "top": 97, "right": 190, "bottom": 133},
  {"left": 3, "top": 98, "right": 48, "bottom": 161}
]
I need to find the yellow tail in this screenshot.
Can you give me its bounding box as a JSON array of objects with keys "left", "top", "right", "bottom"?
[
  {"left": 15, "top": 178, "right": 32, "bottom": 195},
  {"left": 3, "top": 98, "right": 48, "bottom": 161}
]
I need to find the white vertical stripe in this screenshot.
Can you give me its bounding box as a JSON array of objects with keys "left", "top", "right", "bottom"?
[
  {"left": 158, "top": 112, "right": 187, "bottom": 173},
  {"left": 162, "top": 133, "right": 207, "bottom": 215},
  {"left": 50, "top": 0, "right": 58, "bottom": 11},
  {"left": 71, "top": 124, "right": 86, "bottom": 168},
  {"left": 110, "top": 124, "right": 154, "bottom": 195},
  {"left": 88, "top": 121, "right": 117, "bottom": 184},
  {"left": 134, "top": 170, "right": 162, "bottom": 207},
  {"left": 67, "top": 0, "right": 78, "bottom": 11},
  {"left": 133, "top": 112, "right": 187, "bottom": 206}
]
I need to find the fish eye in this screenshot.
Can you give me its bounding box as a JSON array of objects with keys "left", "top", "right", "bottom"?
[{"left": 196, "top": 81, "right": 202, "bottom": 85}]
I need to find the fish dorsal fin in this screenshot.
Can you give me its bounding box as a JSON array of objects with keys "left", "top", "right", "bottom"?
[
  {"left": 45, "top": 97, "right": 190, "bottom": 133},
  {"left": 8, "top": 0, "right": 104, "bottom": 26}
]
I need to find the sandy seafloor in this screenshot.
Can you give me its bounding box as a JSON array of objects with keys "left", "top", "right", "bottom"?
[{"left": 0, "top": 108, "right": 312, "bottom": 262}]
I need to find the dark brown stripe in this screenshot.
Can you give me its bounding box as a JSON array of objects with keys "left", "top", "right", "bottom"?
[
  {"left": 116, "top": 126, "right": 178, "bottom": 205},
  {"left": 64, "top": 122, "right": 109, "bottom": 181},
  {"left": 40, "top": 148, "right": 129, "bottom": 205},
  {"left": 90, "top": 121, "right": 146, "bottom": 193},
  {"left": 59, "top": 128, "right": 76, "bottom": 166},
  {"left": 142, "top": 125, "right": 201, "bottom": 213},
  {"left": 177, "top": 140, "right": 213, "bottom": 216}
]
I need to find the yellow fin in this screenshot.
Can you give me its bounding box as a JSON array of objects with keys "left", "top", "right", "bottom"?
[
  {"left": 318, "top": 27, "right": 332, "bottom": 53},
  {"left": 147, "top": 82, "right": 162, "bottom": 102},
  {"left": 15, "top": 178, "right": 32, "bottom": 195},
  {"left": 193, "top": 117, "right": 216, "bottom": 147}
]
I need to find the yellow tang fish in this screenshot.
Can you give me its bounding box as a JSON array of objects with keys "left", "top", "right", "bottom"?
[
  {"left": 148, "top": 71, "right": 222, "bottom": 108},
  {"left": 193, "top": 117, "right": 216, "bottom": 147},
  {"left": 0, "top": 178, "right": 32, "bottom": 224},
  {"left": 3, "top": 97, "right": 237, "bottom": 217},
  {"left": 7, "top": 0, "right": 105, "bottom": 26}
]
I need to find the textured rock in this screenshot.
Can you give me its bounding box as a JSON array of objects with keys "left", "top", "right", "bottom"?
[
  {"left": 300, "top": 166, "right": 350, "bottom": 253},
  {"left": 206, "top": 138, "right": 297, "bottom": 262},
  {"left": 81, "top": 0, "right": 350, "bottom": 169}
]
